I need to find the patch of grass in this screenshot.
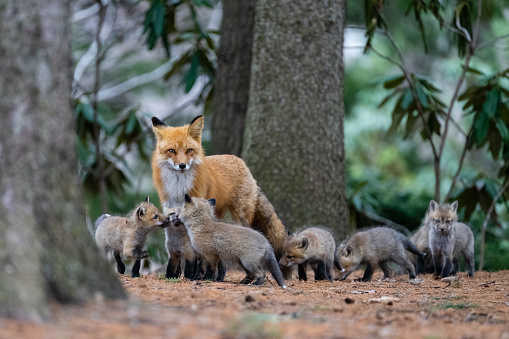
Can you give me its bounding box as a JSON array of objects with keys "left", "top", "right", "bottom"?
[
  {"left": 224, "top": 313, "right": 282, "bottom": 339},
  {"left": 165, "top": 278, "right": 180, "bottom": 283}
]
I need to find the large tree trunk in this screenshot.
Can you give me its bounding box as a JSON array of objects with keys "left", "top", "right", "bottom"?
[
  {"left": 242, "top": 0, "right": 350, "bottom": 237},
  {"left": 0, "top": 0, "right": 125, "bottom": 320},
  {"left": 210, "top": 0, "right": 256, "bottom": 156}
]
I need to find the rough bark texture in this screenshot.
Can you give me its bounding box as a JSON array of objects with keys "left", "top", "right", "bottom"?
[
  {"left": 242, "top": 0, "right": 350, "bottom": 237},
  {"left": 0, "top": 0, "right": 125, "bottom": 320},
  {"left": 210, "top": 0, "right": 256, "bottom": 156}
]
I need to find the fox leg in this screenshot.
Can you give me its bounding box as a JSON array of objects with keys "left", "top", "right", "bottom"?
[
  {"left": 132, "top": 259, "right": 141, "bottom": 278},
  {"left": 113, "top": 251, "right": 125, "bottom": 274},
  {"left": 432, "top": 252, "right": 442, "bottom": 276},
  {"left": 314, "top": 260, "right": 329, "bottom": 281},
  {"left": 325, "top": 257, "right": 333, "bottom": 281},
  {"left": 360, "top": 262, "right": 375, "bottom": 282},
  {"left": 166, "top": 253, "right": 181, "bottom": 279},
  {"left": 203, "top": 255, "right": 219, "bottom": 281},
  {"left": 216, "top": 260, "right": 226, "bottom": 282},
  {"left": 390, "top": 252, "right": 415, "bottom": 279},
  {"left": 441, "top": 255, "right": 453, "bottom": 278},
  {"left": 378, "top": 261, "right": 393, "bottom": 280},
  {"left": 463, "top": 249, "right": 475, "bottom": 277},
  {"left": 450, "top": 257, "right": 459, "bottom": 276},
  {"left": 298, "top": 263, "right": 308, "bottom": 281}
]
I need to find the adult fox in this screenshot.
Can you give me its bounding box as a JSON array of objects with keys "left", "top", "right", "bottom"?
[{"left": 151, "top": 116, "right": 291, "bottom": 279}]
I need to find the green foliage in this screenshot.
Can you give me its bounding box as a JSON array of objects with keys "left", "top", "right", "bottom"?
[{"left": 142, "top": 0, "right": 218, "bottom": 113}]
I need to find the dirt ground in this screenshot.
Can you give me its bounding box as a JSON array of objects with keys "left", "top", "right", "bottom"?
[{"left": 1, "top": 269, "right": 508, "bottom": 339}]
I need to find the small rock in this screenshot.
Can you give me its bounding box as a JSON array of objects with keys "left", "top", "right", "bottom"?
[
  {"left": 344, "top": 298, "right": 355, "bottom": 304},
  {"left": 245, "top": 295, "right": 255, "bottom": 303},
  {"left": 368, "top": 296, "right": 400, "bottom": 305}
]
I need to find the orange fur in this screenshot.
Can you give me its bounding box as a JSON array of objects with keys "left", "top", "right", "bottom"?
[{"left": 151, "top": 116, "right": 291, "bottom": 278}]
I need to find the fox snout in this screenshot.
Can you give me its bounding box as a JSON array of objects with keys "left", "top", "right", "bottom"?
[
  {"left": 178, "top": 163, "right": 187, "bottom": 169},
  {"left": 169, "top": 212, "right": 183, "bottom": 226}
]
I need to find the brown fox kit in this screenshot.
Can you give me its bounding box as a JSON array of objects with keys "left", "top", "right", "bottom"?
[
  {"left": 95, "top": 196, "right": 169, "bottom": 277},
  {"left": 172, "top": 195, "right": 287, "bottom": 288},
  {"left": 151, "top": 116, "right": 290, "bottom": 279},
  {"left": 338, "top": 227, "right": 424, "bottom": 282},
  {"left": 427, "top": 200, "right": 474, "bottom": 278},
  {"left": 279, "top": 227, "right": 342, "bottom": 281}
]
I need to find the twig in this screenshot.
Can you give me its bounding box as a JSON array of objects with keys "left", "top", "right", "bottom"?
[
  {"left": 480, "top": 281, "right": 495, "bottom": 287},
  {"left": 478, "top": 34, "right": 509, "bottom": 50},
  {"left": 443, "top": 133, "right": 471, "bottom": 202},
  {"left": 362, "top": 211, "right": 411, "bottom": 236},
  {"left": 479, "top": 180, "right": 509, "bottom": 271},
  {"left": 97, "top": 58, "right": 177, "bottom": 101}
]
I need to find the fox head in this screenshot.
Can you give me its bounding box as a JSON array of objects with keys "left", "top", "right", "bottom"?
[
  {"left": 180, "top": 194, "right": 216, "bottom": 226},
  {"left": 427, "top": 200, "right": 458, "bottom": 234},
  {"left": 151, "top": 116, "right": 204, "bottom": 172},
  {"left": 337, "top": 242, "right": 359, "bottom": 274},
  {"left": 166, "top": 206, "right": 184, "bottom": 227},
  {"left": 133, "top": 196, "right": 170, "bottom": 228},
  {"left": 279, "top": 236, "right": 309, "bottom": 267}
]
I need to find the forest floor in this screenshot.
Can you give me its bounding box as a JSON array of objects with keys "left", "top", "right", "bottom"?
[{"left": 1, "top": 269, "right": 508, "bottom": 339}]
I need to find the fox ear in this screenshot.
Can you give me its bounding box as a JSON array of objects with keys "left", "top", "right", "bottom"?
[
  {"left": 152, "top": 117, "right": 166, "bottom": 140},
  {"left": 145, "top": 196, "right": 149, "bottom": 203},
  {"left": 450, "top": 200, "right": 458, "bottom": 213},
  {"left": 345, "top": 246, "right": 353, "bottom": 257},
  {"left": 300, "top": 238, "right": 309, "bottom": 250},
  {"left": 287, "top": 230, "right": 292, "bottom": 237},
  {"left": 184, "top": 194, "right": 193, "bottom": 204},
  {"left": 137, "top": 206, "right": 147, "bottom": 219},
  {"left": 208, "top": 198, "right": 216, "bottom": 207},
  {"left": 152, "top": 117, "right": 166, "bottom": 127},
  {"left": 429, "top": 200, "right": 439, "bottom": 211},
  {"left": 188, "top": 116, "right": 204, "bottom": 141}
]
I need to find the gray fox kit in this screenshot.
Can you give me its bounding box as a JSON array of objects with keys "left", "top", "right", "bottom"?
[
  {"left": 279, "top": 227, "right": 342, "bottom": 281},
  {"left": 427, "top": 200, "right": 474, "bottom": 278},
  {"left": 338, "top": 227, "right": 424, "bottom": 281},
  {"left": 95, "top": 196, "right": 169, "bottom": 277},
  {"left": 172, "top": 195, "right": 287, "bottom": 288}
]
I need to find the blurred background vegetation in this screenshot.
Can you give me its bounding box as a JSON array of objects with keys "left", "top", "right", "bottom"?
[{"left": 72, "top": 0, "right": 509, "bottom": 272}]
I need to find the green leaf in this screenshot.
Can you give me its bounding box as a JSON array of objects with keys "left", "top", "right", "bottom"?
[
  {"left": 404, "top": 111, "right": 419, "bottom": 139},
  {"left": 496, "top": 118, "right": 509, "bottom": 141},
  {"left": 416, "top": 85, "right": 429, "bottom": 109},
  {"left": 483, "top": 88, "right": 500, "bottom": 118},
  {"left": 383, "top": 75, "right": 405, "bottom": 89},
  {"left": 474, "top": 112, "right": 489, "bottom": 147},
  {"left": 153, "top": 0, "right": 165, "bottom": 37},
  {"left": 185, "top": 51, "right": 200, "bottom": 93},
  {"left": 487, "top": 126, "right": 502, "bottom": 158},
  {"left": 401, "top": 89, "right": 413, "bottom": 110}
]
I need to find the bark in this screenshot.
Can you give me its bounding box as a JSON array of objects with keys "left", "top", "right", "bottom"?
[
  {"left": 210, "top": 0, "right": 256, "bottom": 156},
  {"left": 242, "top": 0, "right": 350, "bottom": 237},
  {"left": 0, "top": 0, "right": 125, "bottom": 320}
]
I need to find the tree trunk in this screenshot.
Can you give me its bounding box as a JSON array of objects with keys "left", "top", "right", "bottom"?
[
  {"left": 242, "top": 0, "right": 350, "bottom": 237},
  {"left": 0, "top": 0, "right": 125, "bottom": 320},
  {"left": 210, "top": 0, "right": 256, "bottom": 156}
]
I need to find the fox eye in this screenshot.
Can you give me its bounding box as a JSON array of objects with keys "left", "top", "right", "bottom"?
[
  {"left": 186, "top": 148, "right": 194, "bottom": 154},
  {"left": 167, "top": 149, "right": 175, "bottom": 154},
  {"left": 445, "top": 220, "right": 451, "bottom": 224},
  {"left": 434, "top": 219, "right": 440, "bottom": 224},
  {"left": 286, "top": 255, "right": 293, "bottom": 260},
  {"left": 153, "top": 215, "right": 158, "bottom": 220}
]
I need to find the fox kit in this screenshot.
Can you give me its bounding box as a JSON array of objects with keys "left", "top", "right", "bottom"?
[
  {"left": 151, "top": 116, "right": 290, "bottom": 279},
  {"left": 173, "top": 195, "right": 287, "bottom": 288},
  {"left": 427, "top": 200, "right": 474, "bottom": 278},
  {"left": 338, "top": 227, "right": 424, "bottom": 282},
  {"left": 279, "top": 227, "right": 342, "bottom": 281},
  {"left": 95, "top": 196, "right": 169, "bottom": 277}
]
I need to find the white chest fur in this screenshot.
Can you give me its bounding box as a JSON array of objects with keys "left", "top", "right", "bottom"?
[{"left": 159, "top": 162, "right": 196, "bottom": 210}]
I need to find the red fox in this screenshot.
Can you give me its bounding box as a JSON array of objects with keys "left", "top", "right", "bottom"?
[{"left": 151, "top": 116, "right": 290, "bottom": 279}]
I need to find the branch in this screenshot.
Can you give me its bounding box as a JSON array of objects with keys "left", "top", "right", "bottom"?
[
  {"left": 443, "top": 128, "right": 472, "bottom": 202},
  {"left": 479, "top": 180, "right": 509, "bottom": 271},
  {"left": 97, "top": 58, "right": 177, "bottom": 101},
  {"left": 478, "top": 34, "right": 509, "bottom": 50}
]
